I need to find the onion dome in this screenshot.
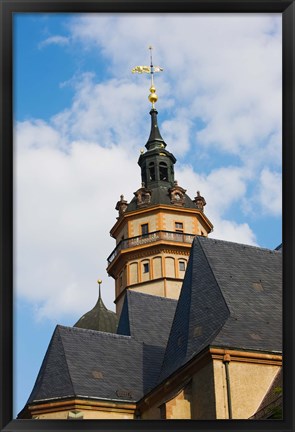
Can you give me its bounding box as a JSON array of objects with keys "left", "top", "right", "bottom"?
[{"left": 74, "top": 280, "right": 118, "bottom": 333}]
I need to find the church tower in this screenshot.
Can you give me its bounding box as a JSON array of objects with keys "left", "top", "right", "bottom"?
[{"left": 107, "top": 48, "right": 213, "bottom": 314}]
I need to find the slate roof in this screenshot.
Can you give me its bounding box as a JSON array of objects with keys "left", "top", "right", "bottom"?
[
  {"left": 27, "top": 326, "right": 144, "bottom": 404},
  {"left": 117, "top": 290, "right": 177, "bottom": 346},
  {"left": 125, "top": 186, "right": 196, "bottom": 212},
  {"left": 23, "top": 236, "right": 282, "bottom": 411},
  {"left": 158, "top": 236, "right": 282, "bottom": 382},
  {"left": 26, "top": 292, "right": 177, "bottom": 406}
]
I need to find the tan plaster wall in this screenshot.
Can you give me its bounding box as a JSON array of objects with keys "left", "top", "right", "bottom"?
[
  {"left": 165, "top": 280, "right": 182, "bottom": 299},
  {"left": 129, "top": 262, "right": 138, "bottom": 284},
  {"left": 191, "top": 362, "right": 216, "bottom": 419},
  {"left": 213, "top": 360, "right": 281, "bottom": 419},
  {"left": 127, "top": 253, "right": 187, "bottom": 288},
  {"left": 165, "top": 257, "right": 175, "bottom": 277},
  {"left": 141, "top": 385, "right": 192, "bottom": 419},
  {"left": 153, "top": 256, "right": 162, "bottom": 278},
  {"left": 165, "top": 388, "right": 191, "bottom": 419},
  {"left": 132, "top": 280, "right": 165, "bottom": 297},
  {"left": 36, "top": 409, "right": 134, "bottom": 420},
  {"left": 82, "top": 410, "right": 134, "bottom": 419},
  {"left": 131, "top": 214, "right": 158, "bottom": 236},
  {"left": 162, "top": 213, "right": 196, "bottom": 233}
]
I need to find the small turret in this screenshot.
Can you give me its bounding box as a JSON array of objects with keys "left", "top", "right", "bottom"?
[{"left": 74, "top": 280, "right": 118, "bottom": 333}]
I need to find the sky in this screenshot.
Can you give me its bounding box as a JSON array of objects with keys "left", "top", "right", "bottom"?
[{"left": 13, "top": 13, "right": 282, "bottom": 417}]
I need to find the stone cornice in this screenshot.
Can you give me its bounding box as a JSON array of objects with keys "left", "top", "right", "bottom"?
[{"left": 25, "top": 397, "right": 136, "bottom": 417}]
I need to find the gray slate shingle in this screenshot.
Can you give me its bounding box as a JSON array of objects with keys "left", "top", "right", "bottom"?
[
  {"left": 117, "top": 290, "right": 177, "bottom": 346},
  {"left": 26, "top": 236, "right": 282, "bottom": 407}
]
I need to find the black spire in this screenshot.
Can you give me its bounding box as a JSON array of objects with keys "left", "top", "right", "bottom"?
[{"left": 145, "top": 108, "right": 166, "bottom": 150}]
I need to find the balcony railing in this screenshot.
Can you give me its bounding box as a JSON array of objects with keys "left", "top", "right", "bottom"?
[{"left": 107, "top": 230, "right": 195, "bottom": 265}]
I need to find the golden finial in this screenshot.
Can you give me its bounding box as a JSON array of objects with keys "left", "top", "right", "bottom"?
[
  {"left": 132, "top": 46, "right": 163, "bottom": 108},
  {"left": 97, "top": 279, "right": 102, "bottom": 299}
]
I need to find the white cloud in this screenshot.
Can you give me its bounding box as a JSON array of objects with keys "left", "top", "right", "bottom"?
[
  {"left": 66, "top": 13, "right": 282, "bottom": 168},
  {"left": 257, "top": 168, "right": 282, "bottom": 216},
  {"left": 39, "top": 35, "right": 70, "bottom": 49},
  {"left": 15, "top": 123, "right": 139, "bottom": 321}
]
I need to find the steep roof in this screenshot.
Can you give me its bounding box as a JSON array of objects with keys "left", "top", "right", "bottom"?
[
  {"left": 117, "top": 290, "right": 177, "bottom": 346},
  {"left": 159, "top": 236, "right": 282, "bottom": 382},
  {"left": 26, "top": 293, "right": 177, "bottom": 406},
  {"left": 27, "top": 326, "right": 144, "bottom": 404}
]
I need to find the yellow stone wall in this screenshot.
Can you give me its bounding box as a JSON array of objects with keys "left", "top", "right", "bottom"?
[
  {"left": 141, "top": 384, "right": 192, "bottom": 419},
  {"left": 165, "top": 388, "right": 191, "bottom": 419},
  {"left": 129, "top": 214, "right": 159, "bottom": 237},
  {"left": 213, "top": 359, "right": 281, "bottom": 419},
  {"left": 110, "top": 205, "right": 211, "bottom": 311},
  {"left": 165, "top": 279, "right": 183, "bottom": 299},
  {"left": 132, "top": 279, "right": 165, "bottom": 297},
  {"left": 191, "top": 362, "right": 217, "bottom": 419},
  {"left": 162, "top": 212, "right": 197, "bottom": 233},
  {"left": 127, "top": 254, "right": 188, "bottom": 287},
  {"left": 35, "top": 409, "right": 134, "bottom": 420}
]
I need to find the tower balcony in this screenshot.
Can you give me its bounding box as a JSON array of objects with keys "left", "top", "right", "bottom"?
[{"left": 107, "top": 230, "right": 195, "bottom": 265}]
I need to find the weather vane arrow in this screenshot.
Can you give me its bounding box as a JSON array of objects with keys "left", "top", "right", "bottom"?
[{"left": 132, "top": 46, "right": 163, "bottom": 108}]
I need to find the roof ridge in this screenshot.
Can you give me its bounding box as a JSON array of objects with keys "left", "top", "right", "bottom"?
[
  {"left": 198, "top": 235, "right": 280, "bottom": 253},
  {"left": 127, "top": 289, "right": 178, "bottom": 303},
  {"left": 26, "top": 327, "right": 59, "bottom": 404},
  {"left": 59, "top": 324, "right": 132, "bottom": 339},
  {"left": 195, "top": 236, "right": 231, "bottom": 316},
  {"left": 58, "top": 326, "right": 76, "bottom": 396}
]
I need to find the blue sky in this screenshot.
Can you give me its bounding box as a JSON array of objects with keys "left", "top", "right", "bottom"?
[{"left": 13, "top": 13, "right": 282, "bottom": 417}]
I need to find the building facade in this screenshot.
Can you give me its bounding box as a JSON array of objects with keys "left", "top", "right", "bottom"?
[{"left": 18, "top": 62, "right": 282, "bottom": 421}]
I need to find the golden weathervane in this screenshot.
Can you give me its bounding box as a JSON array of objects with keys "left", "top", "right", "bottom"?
[{"left": 132, "top": 46, "right": 163, "bottom": 108}]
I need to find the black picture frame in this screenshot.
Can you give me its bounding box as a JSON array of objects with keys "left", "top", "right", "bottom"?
[{"left": 1, "top": 1, "right": 294, "bottom": 431}]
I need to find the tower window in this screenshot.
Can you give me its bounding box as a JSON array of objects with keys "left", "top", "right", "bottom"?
[
  {"left": 159, "top": 162, "right": 168, "bottom": 181},
  {"left": 149, "top": 162, "right": 155, "bottom": 181},
  {"left": 141, "top": 223, "right": 149, "bottom": 237},
  {"left": 143, "top": 263, "right": 149, "bottom": 273},
  {"left": 179, "top": 261, "right": 186, "bottom": 271},
  {"left": 175, "top": 222, "right": 184, "bottom": 232}
]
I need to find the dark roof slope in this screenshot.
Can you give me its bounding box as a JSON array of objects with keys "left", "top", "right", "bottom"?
[
  {"left": 126, "top": 186, "right": 196, "bottom": 212},
  {"left": 159, "top": 236, "right": 282, "bottom": 382},
  {"left": 27, "top": 326, "right": 144, "bottom": 404},
  {"left": 117, "top": 290, "right": 177, "bottom": 346},
  {"left": 117, "top": 291, "right": 178, "bottom": 394}
]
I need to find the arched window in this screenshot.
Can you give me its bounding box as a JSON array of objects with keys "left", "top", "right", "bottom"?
[
  {"left": 149, "top": 162, "right": 155, "bottom": 181},
  {"left": 159, "top": 162, "right": 168, "bottom": 181}
]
